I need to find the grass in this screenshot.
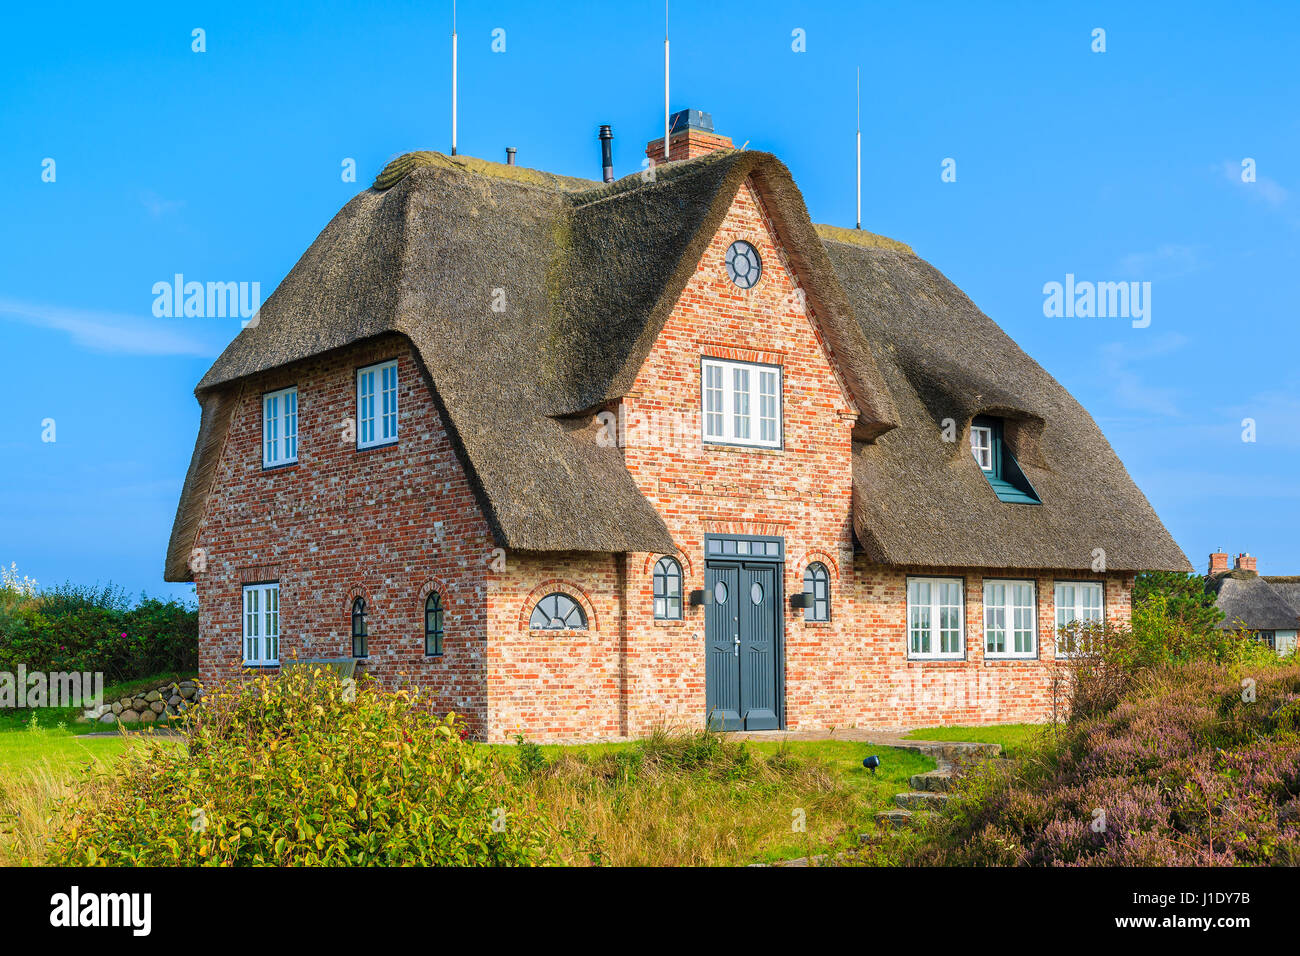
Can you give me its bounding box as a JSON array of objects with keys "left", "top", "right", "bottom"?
[
  {"left": 0, "top": 671, "right": 196, "bottom": 735},
  {"left": 2, "top": 716, "right": 935, "bottom": 867},
  {"left": 0, "top": 724, "right": 183, "bottom": 865},
  {"left": 503, "top": 732, "right": 933, "bottom": 865},
  {"left": 904, "top": 723, "right": 1048, "bottom": 757}
]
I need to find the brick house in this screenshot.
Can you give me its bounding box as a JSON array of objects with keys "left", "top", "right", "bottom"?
[
  {"left": 1205, "top": 551, "right": 1300, "bottom": 655},
  {"left": 165, "top": 111, "right": 1190, "bottom": 742}
]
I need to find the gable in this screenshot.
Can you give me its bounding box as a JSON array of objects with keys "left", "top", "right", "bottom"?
[{"left": 627, "top": 176, "right": 859, "bottom": 420}]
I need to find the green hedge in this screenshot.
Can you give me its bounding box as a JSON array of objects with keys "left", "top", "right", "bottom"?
[
  {"left": 49, "top": 669, "right": 552, "bottom": 866},
  {"left": 0, "top": 582, "right": 197, "bottom": 685}
]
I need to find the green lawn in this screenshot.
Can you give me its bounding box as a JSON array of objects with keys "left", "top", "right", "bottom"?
[
  {"left": 904, "top": 723, "right": 1050, "bottom": 757},
  {"left": 0, "top": 671, "right": 196, "bottom": 736},
  {"left": 0, "top": 725, "right": 167, "bottom": 776}
]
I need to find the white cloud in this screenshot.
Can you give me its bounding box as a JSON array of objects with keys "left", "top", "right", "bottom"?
[
  {"left": 140, "top": 190, "right": 185, "bottom": 219},
  {"left": 1117, "top": 244, "right": 1200, "bottom": 281},
  {"left": 0, "top": 297, "right": 222, "bottom": 357},
  {"left": 1218, "top": 159, "right": 1289, "bottom": 206},
  {"left": 1097, "top": 333, "right": 1188, "bottom": 417}
]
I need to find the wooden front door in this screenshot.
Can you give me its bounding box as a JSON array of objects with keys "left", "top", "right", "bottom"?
[{"left": 704, "top": 536, "right": 783, "bottom": 731}]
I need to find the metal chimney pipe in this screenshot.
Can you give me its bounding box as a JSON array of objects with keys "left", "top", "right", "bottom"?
[
  {"left": 506, "top": 147, "right": 517, "bottom": 166},
  {"left": 599, "top": 125, "right": 614, "bottom": 182}
]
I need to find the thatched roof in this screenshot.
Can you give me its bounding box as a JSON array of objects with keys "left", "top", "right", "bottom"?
[
  {"left": 165, "top": 147, "right": 1190, "bottom": 581},
  {"left": 1209, "top": 572, "right": 1300, "bottom": 631},
  {"left": 824, "top": 240, "right": 1190, "bottom": 572}
]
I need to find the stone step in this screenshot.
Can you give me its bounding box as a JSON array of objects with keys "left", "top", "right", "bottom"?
[
  {"left": 874, "top": 808, "right": 930, "bottom": 829},
  {"left": 901, "top": 741, "right": 1002, "bottom": 770},
  {"left": 909, "top": 769, "right": 956, "bottom": 792},
  {"left": 893, "top": 790, "right": 952, "bottom": 811}
]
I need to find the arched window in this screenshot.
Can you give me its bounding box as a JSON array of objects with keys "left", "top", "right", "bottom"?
[
  {"left": 425, "top": 592, "right": 444, "bottom": 656},
  {"left": 351, "top": 597, "right": 368, "bottom": 657},
  {"left": 803, "top": 563, "right": 830, "bottom": 622},
  {"left": 529, "top": 592, "right": 587, "bottom": 630},
  {"left": 653, "top": 556, "right": 682, "bottom": 620}
]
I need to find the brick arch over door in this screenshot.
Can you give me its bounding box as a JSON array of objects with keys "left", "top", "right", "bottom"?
[{"left": 518, "top": 579, "right": 599, "bottom": 633}]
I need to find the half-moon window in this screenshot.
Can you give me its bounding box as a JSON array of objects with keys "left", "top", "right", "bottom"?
[{"left": 529, "top": 592, "right": 588, "bottom": 630}]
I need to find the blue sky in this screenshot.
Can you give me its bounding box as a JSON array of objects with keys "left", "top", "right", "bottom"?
[{"left": 2, "top": 0, "right": 1297, "bottom": 602}]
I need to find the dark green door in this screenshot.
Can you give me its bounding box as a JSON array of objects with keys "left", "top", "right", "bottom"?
[
  {"left": 705, "top": 560, "right": 781, "bottom": 731},
  {"left": 705, "top": 565, "right": 741, "bottom": 730},
  {"left": 738, "top": 563, "right": 780, "bottom": 730}
]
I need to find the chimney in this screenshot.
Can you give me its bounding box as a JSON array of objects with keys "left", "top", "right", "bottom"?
[
  {"left": 1208, "top": 550, "right": 1229, "bottom": 575},
  {"left": 645, "top": 109, "right": 733, "bottom": 164},
  {"left": 1234, "top": 552, "right": 1258, "bottom": 573},
  {"left": 598, "top": 125, "right": 614, "bottom": 183},
  {"left": 505, "top": 147, "right": 517, "bottom": 166}
]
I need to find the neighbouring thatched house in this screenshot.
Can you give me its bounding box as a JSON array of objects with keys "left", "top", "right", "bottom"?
[
  {"left": 1206, "top": 551, "right": 1300, "bottom": 655},
  {"left": 165, "top": 110, "right": 1190, "bottom": 741}
]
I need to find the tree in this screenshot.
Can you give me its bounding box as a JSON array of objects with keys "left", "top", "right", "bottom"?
[{"left": 1133, "top": 571, "right": 1223, "bottom": 631}]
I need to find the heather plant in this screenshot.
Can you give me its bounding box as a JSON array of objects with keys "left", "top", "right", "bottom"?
[
  {"left": 47, "top": 669, "right": 553, "bottom": 865},
  {"left": 913, "top": 662, "right": 1300, "bottom": 866}
]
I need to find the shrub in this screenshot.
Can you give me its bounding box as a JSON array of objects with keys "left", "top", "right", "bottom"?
[
  {"left": 0, "top": 578, "right": 197, "bottom": 685},
  {"left": 913, "top": 662, "right": 1300, "bottom": 866},
  {"left": 47, "top": 669, "right": 553, "bottom": 865}
]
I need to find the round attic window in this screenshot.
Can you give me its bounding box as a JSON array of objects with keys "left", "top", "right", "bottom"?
[{"left": 725, "top": 240, "right": 762, "bottom": 289}]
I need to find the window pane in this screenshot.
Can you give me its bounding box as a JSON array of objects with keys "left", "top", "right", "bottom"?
[
  {"left": 733, "top": 367, "right": 750, "bottom": 440},
  {"left": 284, "top": 390, "right": 297, "bottom": 460},
  {"left": 704, "top": 364, "right": 725, "bottom": 438},
  {"left": 759, "top": 370, "right": 779, "bottom": 443}
]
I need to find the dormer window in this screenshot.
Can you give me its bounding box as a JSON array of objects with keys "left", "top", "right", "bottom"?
[
  {"left": 970, "top": 425, "right": 994, "bottom": 471},
  {"left": 970, "top": 415, "right": 1040, "bottom": 505}
]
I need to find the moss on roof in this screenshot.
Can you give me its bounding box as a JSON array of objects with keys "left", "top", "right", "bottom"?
[
  {"left": 814, "top": 222, "right": 913, "bottom": 255},
  {"left": 165, "top": 146, "right": 1189, "bottom": 579},
  {"left": 373, "top": 150, "right": 594, "bottom": 193}
]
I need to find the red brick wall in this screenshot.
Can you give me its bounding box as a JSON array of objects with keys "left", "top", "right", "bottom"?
[
  {"left": 848, "top": 565, "right": 1131, "bottom": 729},
  {"left": 477, "top": 177, "right": 1136, "bottom": 741},
  {"left": 484, "top": 552, "right": 625, "bottom": 742},
  {"left": 190, "top": 181, "right": 1139, "bottom": 744},
  {"left": 192, "top": 334, "right": 495, "bottom": 737}
]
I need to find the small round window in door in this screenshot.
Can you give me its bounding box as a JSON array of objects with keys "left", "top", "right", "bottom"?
[
  {"left": 714, "top": 580, "right": 729, "bottom": 605},
  {"left": 750, "top": 581, "right": 764, "bottom": 605}
]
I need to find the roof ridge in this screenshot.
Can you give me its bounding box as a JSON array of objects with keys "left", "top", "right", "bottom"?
[
  {"left": 373, "top": 150, "right": 596, "bottom": 193},
  {"left": 814, "top": 222, "right": 914, "bottom": 255},
  {"left": 567, "top": 149, "right": 741, "bottom": 206}
]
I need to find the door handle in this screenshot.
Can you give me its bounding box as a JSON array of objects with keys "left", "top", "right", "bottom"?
[{"left": 733, "top": 635, "right": 741, "bottom": 657}]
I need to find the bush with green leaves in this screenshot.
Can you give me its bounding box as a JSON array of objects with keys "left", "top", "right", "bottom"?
[
  {"left": 48, "top": 669, "right": 553, "bottom": 866},
  {"left": 0, "top": 580, "right": 196, "bottom": 684}
]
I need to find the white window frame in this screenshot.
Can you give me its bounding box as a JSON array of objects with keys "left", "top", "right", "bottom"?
[
  {"left": 262, "top": 386, "right": 298, "bottom": 467},
  {"left": 701, "top": 358, "right": 781, "bottom": 448},
  {"left": 984, "top": 579, "right": 1037, "bottom": 658},
  {"left": 242, "top": 582, "right": 280, "bottom": 666},
  {"left": 1053, "top": 581, "right": 1104, "bottom": 656},
  {"left": 906, "top": 576, "right": 965, "bottom": 659},
  {"left": 970, "top": 425, "right": 994, "bottom": 471},
  {"left": 357, "top": 359, "right": 399, "bottom": 449}
]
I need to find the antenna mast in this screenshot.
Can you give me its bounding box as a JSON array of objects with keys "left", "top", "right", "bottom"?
[
  {"left": 451, "top": 1, "right": 458, "bottom": 155},
  {"left": 855, "top": 67, "right": 861, "bottom": 229},
  {"left": 664, "top": 2, "right": 670, "bottom": 161}
]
